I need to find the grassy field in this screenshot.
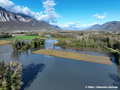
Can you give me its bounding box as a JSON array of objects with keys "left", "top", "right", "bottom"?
[
  {"left": 0, "top": 36, "right": 39, "bottom": 41},
  {"left": 0, "top": 36, "right": 58, "bottom": 41},
  {"left": 0, "top": 40, "right": 11, "bottom": 46},
  {"left": 33, "top": 49, "right": 112, "bottom": 65},
  {"left": 13, "top": 36, "right": 39, "bottom": 39}
]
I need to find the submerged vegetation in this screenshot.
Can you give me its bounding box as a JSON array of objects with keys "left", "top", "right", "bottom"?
[
  {"left": 104, "top": 47, "right": 120, "bottom": 64},
  {"left": 12, "top": 38, "right": 45, "bottom": 50},
  {"left": 55, "top": 38, "right": 104, "bottom": 48},
  {"left": 12, "top": 39, "right": 30, "bottom": 50},
  {"left": 54, "top": 31, "right": 120, "bottom": 64},
  {"left": 0, "top": 61, "right": 23, "bottom": 90},
  {"left": 33, "top": 49, "right": 112, "bottom": 65},
  {"left": 0, "top": 31, "right": 120, "bottom": 64},
  {"left": 55, "top": 34, "right": 120, "bottom": 50},
  {"left": 30, "top": 38, "right": 45, "bottom": 49}
]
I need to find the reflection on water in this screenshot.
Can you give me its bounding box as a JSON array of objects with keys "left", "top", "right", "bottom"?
[
  {"left": 45, "top": 39, "right": 60, "bottom": 50},
  {"left": 21, "top": 63, "right": 45, "bottom": 90},
  {"left": 55, "top": 47, "right": 109, "bottom": 57},
  {"left": 109, "top": 74, "right": 120, "bottom": 88},
  {"left": 0, "top": 39, "right": 120, "bottom": 90},
  {"left": 12, "top": 50, "right": 31, "bottom": 59},
  {"left": 45, "top": 40, "right": 109, "bottom": 57}
]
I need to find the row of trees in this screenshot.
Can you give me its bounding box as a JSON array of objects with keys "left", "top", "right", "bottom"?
[
  {"left": 55, "top": 32, "right": 120, "bottom": 64},
  {"left": 55, "top": 38, "right": 106, "bottom": 49},
  {"left": 12, "top": 38, "right": 45, "bottom": 50},
  {"left": 26, "top": 32, "right": 38, "bottom": 36},
  {"left": 0, "top": 61, "right": 23, "bottom": 90},
  {"left": 30, "top": 38, "right": 45, "bottom": 49},
  {"left": 55, "top": 34, "right": 120, "bottom": 52},
  {"left": 88, "top": 33, "right": 120, "bottom": 51},
  {"left": 50, "top": 32, "right": 75, "bottom": 38},
  {"left": 0, "top": 33, "right": 12, "bottom": 38}
]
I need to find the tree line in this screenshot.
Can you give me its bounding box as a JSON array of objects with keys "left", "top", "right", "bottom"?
[
  {"left": 55, "top": 32, "right": 120, "bottom": 64},
  {"left": 0, "top": 33, "right": 12, "bottom": 38},
  {"left": 12, "top": 38, "right": 45, "bottom": 51}
]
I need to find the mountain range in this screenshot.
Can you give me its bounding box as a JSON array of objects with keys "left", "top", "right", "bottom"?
[
  {"left": 0, "top": 6, "right": 60, "bottom": 31},
  {"left": 86, "top": 21, "right": 120, "bottom": 31},
  {"left": 0, "top": 6, "right": 120, "bottom": 31}
]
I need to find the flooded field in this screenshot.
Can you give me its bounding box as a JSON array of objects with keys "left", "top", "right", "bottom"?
[
  {"left": 0, "top": 40, "right": 120, "bottom": 90},
  {"left": 33, "top": 49, "right": 112, "bottom": 65}
]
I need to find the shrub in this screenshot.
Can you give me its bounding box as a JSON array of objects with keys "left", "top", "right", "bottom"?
[
  {"left": 0, "top": 61, "right": 23, "bottom": 90},
  {"left": 0, "top": 33, "right": 12, "bottom": 38},
  {"left": 12, "top": 38, "right": 45, "bottom": 50}
]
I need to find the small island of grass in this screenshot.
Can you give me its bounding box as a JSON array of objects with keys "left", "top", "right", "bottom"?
[{"left": 33, "top": 49, "right": 112, "bottom": 65}]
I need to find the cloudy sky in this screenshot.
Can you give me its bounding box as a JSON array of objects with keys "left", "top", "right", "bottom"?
[{"left": 0, "top": 0, "right": 120, "bottom": 30}]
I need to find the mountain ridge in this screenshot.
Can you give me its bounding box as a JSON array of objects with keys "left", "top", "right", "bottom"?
[
  {"left": 86, "top": 21, "right": 120, "bottom": 31},
  {"left": 0, "top": 6, "right": 60, "bottom": 31}
]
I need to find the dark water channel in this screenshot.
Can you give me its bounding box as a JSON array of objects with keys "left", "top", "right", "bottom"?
[{"left": 0, "top": 39, "right": 120, "bottom": 90}]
